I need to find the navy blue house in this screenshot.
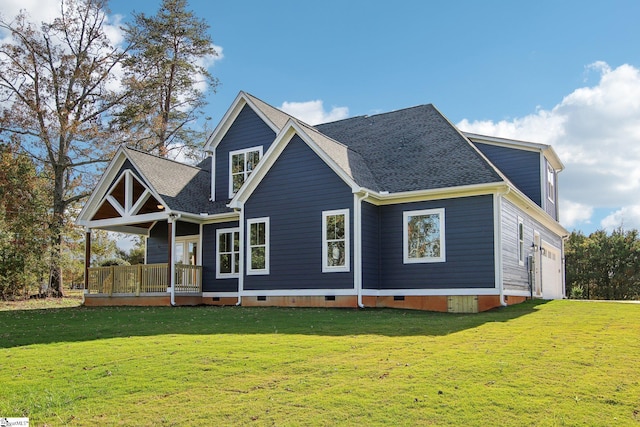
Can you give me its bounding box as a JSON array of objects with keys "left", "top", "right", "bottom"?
[{"left": 77, "top": 92, "right": 568, "bottom": 312}]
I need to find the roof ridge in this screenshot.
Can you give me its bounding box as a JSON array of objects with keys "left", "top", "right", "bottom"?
[{"left": 122, "top": 145, "right": 203, "bottom": 170}]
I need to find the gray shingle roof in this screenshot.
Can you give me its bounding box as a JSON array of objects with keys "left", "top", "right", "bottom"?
[
  {"left": 124, "top": 147, "right": 231, "bottom": 215},
  {"left": 314, "top": 104, "right": 503, "bottom": 192}
]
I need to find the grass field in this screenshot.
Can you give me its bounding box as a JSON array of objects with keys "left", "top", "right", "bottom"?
[{"left": 1, "top": 299, "right": 639, "bottom": 426}]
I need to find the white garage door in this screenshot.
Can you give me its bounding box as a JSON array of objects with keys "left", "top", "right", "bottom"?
[{"left": 541, "top": 242, "right": 563, "bottom": 299}]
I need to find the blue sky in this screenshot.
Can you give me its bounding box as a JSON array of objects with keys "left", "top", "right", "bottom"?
[{"left": 3, "top": 0, "right": 640, "bottom": 235}]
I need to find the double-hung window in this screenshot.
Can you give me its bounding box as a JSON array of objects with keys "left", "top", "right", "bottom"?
[
  {"left": 547, "top": 163, "right": 555, "bottom": 203},
  {"left": 216, "top": 228, "right": 239, "bottom": 278},
  {"left": 322, "top": 209, "right": 350, "bottom": 272},
  {"left": 247, "top": 217, "right": 269, "bottom": 275},
  {"left": 517, "top": 217, "right": 525, "bottom": 266},
  {"left": 229, "top": 146, "right": 263, "bottom": 198},
  {"left": 403, "top": 208, "right": 446, "bottom": 263}
]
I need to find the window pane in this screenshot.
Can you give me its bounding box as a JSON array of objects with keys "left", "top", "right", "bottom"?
[
  {"left": 219, "top": 254, "right": 231, "bottom": 274},
  {"left": 233, "top": 253, "right": 240, "bottom": 274},
  {"left": 327, "top": 241, "right": 345, "bottom": 267},
  {"left": 232, "top": 174, "right": 244, "bottom": 193},
  {"left": 407, "top": 213, "right": 441, "bottom": 259},
  {"left": 219, "top": 233, "right": 227, "bottom": 252},
  {"left": 232, "top": 153, "right": 244, "bottom": 173},
  {"left": 251, "top": 247, "right": 265, "bottom": 269},
  {"left": 334, "top": 215, "right": 345, "bottom": 239},
  {"left": 174, "top": 243, "right": 184, "bottom": 264},
  {"left": 233, "top": 231, "right": 240, "bottom": 251},
  {"left": 247, "top": 151, "right": 260, "bottom": 172}
]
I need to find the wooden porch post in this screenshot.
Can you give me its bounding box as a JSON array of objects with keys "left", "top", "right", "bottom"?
[{"left": 84, "top": 228, "right": 91, "bottom": 291}]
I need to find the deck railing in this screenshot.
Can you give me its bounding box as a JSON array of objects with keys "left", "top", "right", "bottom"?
[{"left": 87, "top": 263, "right": 201, "bottom": 295}]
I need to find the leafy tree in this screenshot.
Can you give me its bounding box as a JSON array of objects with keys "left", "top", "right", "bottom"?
[
  {"left": 565, "top": 229, "right": 640, "bottom": 300},
  {"left": 117, "top": 0, "right": 219, "bottom": 157},
  {"left": 0, "top": 0, "right": 131, "bottom": 296},
  {"left": 0, "top": 143, "right": 50, "bottom": 299}
]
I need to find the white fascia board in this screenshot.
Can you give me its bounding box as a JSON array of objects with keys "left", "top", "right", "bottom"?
[
  {"left": 504, "top": 187, "right": 569, "bottom": 237},
  {"left": 229, "top": 120, "right": 359, "bottom": 209},
  {"left": 79, "top": 212, "right": 169, "bottom": 229},
  {"left": 177, "top": 211, "right": 240, "bottom": 224},
  {"left": 465, "top": 132, "right": 564, "bottom": 172},
  {"left": 76, "top": 147, "right": 171, "bottom": 226},
  {"left": 204, "top": 91, "right": 281, "bottom": 153},
  {"left": 361, "top": 182, "right": 507, "bottom": 206},
  {"left": 76, "top": 146, "right": 128, "bottom": 224},
  {"left": 362, "top": 288, "right": 499, "bottom": 296}
]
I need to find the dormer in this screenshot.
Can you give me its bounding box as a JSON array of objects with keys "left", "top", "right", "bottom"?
[
  {"left": 465, "top": 133, "right": 564, "bottom": 220},
  {"left": 204, "top": 91, "right": 293, "bottom": 202}
]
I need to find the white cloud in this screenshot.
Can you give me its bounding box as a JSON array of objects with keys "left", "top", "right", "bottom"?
[
  {"left": 560, "top": 200, "right": 593, "bottom": 229},
  {"left": 0, "top": 0, "right": 59, "bottom": 26},
  {"left": 600, "top": 205, "right": 640, "bottom": 231},
  {"left": 280, "top": 100, "right": 349, "bottom": 125},
  {"left": 458, "top": 62, "right": 640, "bottom": 231}
]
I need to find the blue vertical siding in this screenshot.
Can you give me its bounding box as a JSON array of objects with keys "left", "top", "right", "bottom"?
[
  {"left": 244, "top": 135, "right": 354, "bottom": 291},
  {"left": 362, "top": 201, "right": 380, "bottom": 289},
  {"left": 214, "top": 105, "right": 277, "bottom": 201},
  {"left": 475, "top": 142, "right": 542, "bottom": 207},
  {"left": 378, "top": 195, "right": 495, "bottom": 289},
  {"left": 202, "top": 221, "right": 239, "bottom": 293}
]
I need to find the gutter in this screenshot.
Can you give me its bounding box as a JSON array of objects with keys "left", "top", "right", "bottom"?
[
  {"left": 354, "top": 191, "right": 369, "bottom": 308},
  {"left": 496, "top": 187, "right": 510, "bottom": 307},
  {"left": 168, "top": 213, "right": 181, "bottom": 306}
]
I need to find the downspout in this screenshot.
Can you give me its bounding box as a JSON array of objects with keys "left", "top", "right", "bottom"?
[
  {"left": 496, "top": 187, "right": 510, "bottom": 307},
  {"left": 354, "top": 191, "right": 369, "bottom": 308},
  {"left": 236, "top": 202, "right": 245, "bottom": 306},
  {"left": 168, "top": 213, "right": 181, "bottom": 306}
]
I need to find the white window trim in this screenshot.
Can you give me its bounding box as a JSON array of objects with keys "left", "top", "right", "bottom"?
[
  {"left": 228, "top": 146, "right": 263, "bottom": 198},
  {"left": 403, "top": 208, "right": 446, "bottom": 264},
  {"left": 322, "top": 209, "right": 350, "bottom": 273},
  {"left": 216, "top": 227, "right": 240, "bottom": 279},
  {"left": 247, "top": 217, "right": 270, "bottom": 275},
  {"left": 175, "top": 235, "right": 199, "bottom": 265},
  {"left": 517, "top": 216, "right": 525, "bottom": 266},
  {"left": 547, "top": 163, "right": 555, "bottom": 203}
]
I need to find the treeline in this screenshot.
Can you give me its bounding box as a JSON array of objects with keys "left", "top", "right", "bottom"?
[
  {"left": 0, "top": 0, "right": 217, "bottom": 298},
  {"left": 565, "top": 229, "right": 640, "bottom": 300}
]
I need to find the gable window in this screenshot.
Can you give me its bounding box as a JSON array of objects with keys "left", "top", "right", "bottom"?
[
  {"left": 517, "top": 217, "right": 525, "bottom": 266},
  {"left": 229, "top": 146, "right": 263, "bottom": 197},
  {"left": 216, "top": 228, "right": 240, "bottom": 278},
  {"left": 322, "top": 209, "right": 350, "bottom": 272},
  {"left": 547, "top": 163, "right": 555, "bottom": 203},
  {"left": 403, "top": 208, "right": 446, "bottom": 263},
  {"left": 247, "top": 217, "right": 269, "bottom": 275}
]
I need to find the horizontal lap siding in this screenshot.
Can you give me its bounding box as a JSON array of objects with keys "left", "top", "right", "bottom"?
[
  {"left": 362, "top": 201, "right": 380, "bottom": 289},
  {"left": 215, "top": 105, "right": 276, "bottom": 201},
  {"left": 244, "top": 136, "right": 354, "bottom": 291},
  {"left": 501, "top": 199, "right": 562, "bottom": 291},
  {"left": 379, "top": 195, "right": 495, "bottom": 289},
  {"left": 146, "top": 221, "right": 200, "bottom": 264},
  {"left": 202, "top": 222, "right": 239, "bottom": 293},
  {"left": 475, "top": 143, "right": 542, "bottom": 207}
]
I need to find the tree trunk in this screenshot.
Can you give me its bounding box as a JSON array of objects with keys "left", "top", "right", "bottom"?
[{"left": 48, "top": 166, "right": 66, "bottom": 297}]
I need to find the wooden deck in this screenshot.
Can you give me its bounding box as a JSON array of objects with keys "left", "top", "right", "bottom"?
[{"left": 87, "top": 264, "right": 202, "bottom": 296}]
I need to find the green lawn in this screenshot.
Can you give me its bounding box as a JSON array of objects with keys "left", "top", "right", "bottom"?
[{"left": 1, "top": 300, "right": 639, "bottom": 426}]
